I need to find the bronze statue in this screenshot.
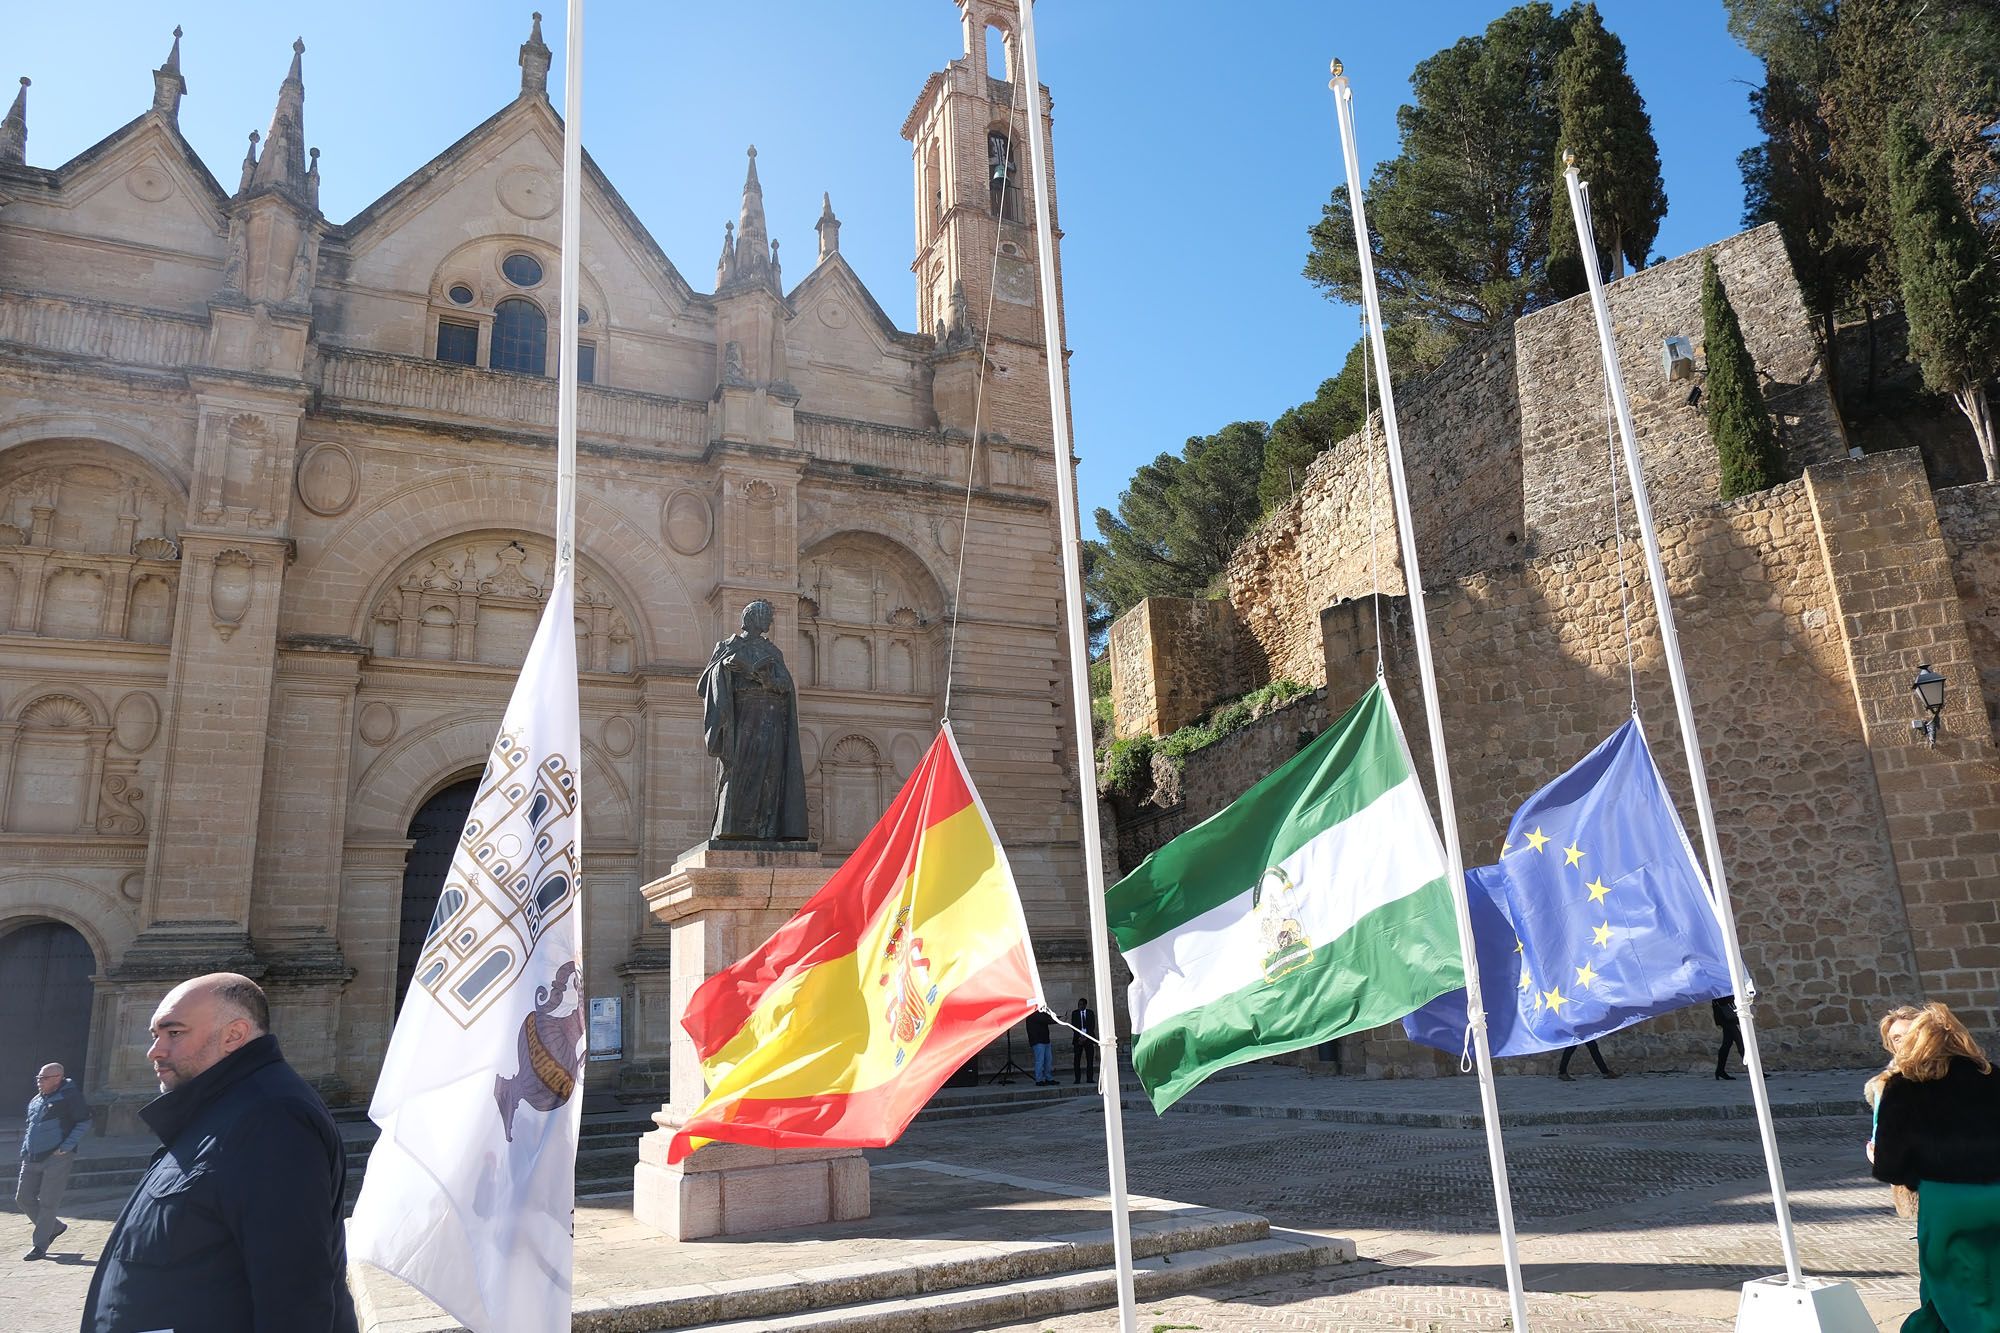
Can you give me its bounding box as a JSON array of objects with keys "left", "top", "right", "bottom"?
[{"left": 697, "top": 600, "right": 809, "bottom": 842}]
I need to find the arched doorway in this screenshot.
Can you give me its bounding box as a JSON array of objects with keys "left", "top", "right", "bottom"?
[
  {"left": 0, "top": 920, "right": 96, "bottom": 1098},
  {"left": 396, "top": 776, "right": 479, "bottom": 1009}
]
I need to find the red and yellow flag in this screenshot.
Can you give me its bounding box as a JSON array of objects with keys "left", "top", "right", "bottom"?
[{"left": 668, "top": 724, "right": 1043, "bottom": 1162}]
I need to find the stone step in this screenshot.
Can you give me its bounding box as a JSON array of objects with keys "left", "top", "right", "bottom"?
[
  {"left": 642, "top": 1230, "right": 1356, "bottom": 1333},
  {"left": 355, "top": 1197, "right": 1294, "bottom": 1333}
]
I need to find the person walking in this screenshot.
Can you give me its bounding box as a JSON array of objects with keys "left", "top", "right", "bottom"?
[
  {"left": 1069, "top": 997, "right": 1099, "bottom": 1087},
  {"left": 1869, "top": 1002, "right": 2000, "bottom": 1333},
  {"left": 1025, "top": 1009, "right": 1055, "bottom": 1086},
  {"left": 18, "top": 1061, "right": 91, "bottom": 1260},
  {"left": 1556, "top": 1039, "right": 1618, "bottom": 1081},
  {"left": 1712, "top": 996, "right": 1745, "bottom": 1080},
  {"left": 80, "top": 972, "right": 358, "bottom": 1333}
]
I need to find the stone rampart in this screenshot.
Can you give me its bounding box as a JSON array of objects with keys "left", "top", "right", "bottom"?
[{"left": 1935, "top": 481, "right": 2000, "bottom": 734}]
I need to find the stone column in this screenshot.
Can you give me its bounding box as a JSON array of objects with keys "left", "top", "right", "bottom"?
[{"left": 631, "top": 842, "right": 870, "bottom": 1240}]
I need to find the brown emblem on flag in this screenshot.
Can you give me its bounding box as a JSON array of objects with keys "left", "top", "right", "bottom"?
[{"left": 494, "top": 959, "right": 585, "bottom": 1141}]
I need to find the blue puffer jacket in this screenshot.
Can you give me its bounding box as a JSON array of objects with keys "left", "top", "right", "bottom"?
[
  {"left": 21, "top": 1077, "right": 91, "bottom": 1160},
  {"left": 79, "top": 1035, "right": 358, "bottom": 1333}
]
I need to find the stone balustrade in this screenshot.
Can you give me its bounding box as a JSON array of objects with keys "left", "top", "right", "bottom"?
[
  {"left": 316, "top": 348, "right": 712, "bottom": 452},
  {"left": 0, "top": 291, "right": 206, "bottom": 370}
]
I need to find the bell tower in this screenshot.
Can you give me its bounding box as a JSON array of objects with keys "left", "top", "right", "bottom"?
[{"left": 902, "top": 0, "right": 1068, "bottom": 443}]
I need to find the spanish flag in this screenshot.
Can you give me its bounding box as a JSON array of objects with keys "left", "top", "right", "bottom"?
[{"left": 668, "top": 723, "right": 1043, "bottom": 1162}]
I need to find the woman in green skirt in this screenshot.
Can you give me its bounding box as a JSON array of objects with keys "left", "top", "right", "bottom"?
[{"left": 1870, "top": 1002, "right": 2000, "bottom": 1332}]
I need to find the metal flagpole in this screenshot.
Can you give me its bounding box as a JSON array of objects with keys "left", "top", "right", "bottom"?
[
  {"left": 553, "top": 0, "right": 583, "bottom": 581},
  {"left": 1560, "top": 161, "right": 1803, "bottom": 1280},
  {"left": 1552, "top": 166, "right": 1880, "bottom": 1328},
  {"left": 1012, "top": 4, "right": 1138, "bottom": 1329},
  {"left": 1332, "top": 65, "right": 1533, "bottom": 1333}
]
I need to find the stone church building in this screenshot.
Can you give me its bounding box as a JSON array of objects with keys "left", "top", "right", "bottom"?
[{"left": 0, "top": 3, "right": 1092, "bottom": 1127}]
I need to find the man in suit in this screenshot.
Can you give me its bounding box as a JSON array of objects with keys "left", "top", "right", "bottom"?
[{"left": 1069, "top": 997, "right": 1098, "bottom": 1087}]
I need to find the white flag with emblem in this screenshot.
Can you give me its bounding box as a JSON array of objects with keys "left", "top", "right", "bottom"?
[{"left": 349, "top": 569, "right": 583, "bottom": 1333}]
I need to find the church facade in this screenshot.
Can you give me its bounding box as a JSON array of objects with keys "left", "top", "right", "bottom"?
[{"left": 0, "top": 2, "right": 1090, "bottom": 1128}]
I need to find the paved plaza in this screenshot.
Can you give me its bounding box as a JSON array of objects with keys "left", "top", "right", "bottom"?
[{"left": 3, "top": 1066, "right": 1918, "bottom": 1331}]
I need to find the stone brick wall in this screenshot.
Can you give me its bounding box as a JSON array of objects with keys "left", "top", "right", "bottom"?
[
  {"left": 1804, "top": 454, "right": 2000, "bottom": 1034},
  {"left": 1206, "top": 224, "right": 1843, "bottom": 698},
  {"left": 1935, "top": 481, "right": 2000, "bottom": 735},
  {"left": 1519, "top": 224, "right": 1846, "bottom": 556},
  {"left": 1135, "top": 454, "right": 2000, "bottom": 1073},
  {"left": 1106, "top": 596, "right": 1242, "bottom": 739}
]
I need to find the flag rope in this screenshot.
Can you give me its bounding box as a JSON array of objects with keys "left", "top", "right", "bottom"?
[
  {"left": 1564, "top": 161, "right": 1809, "bottom": 1289},
  {"left": 940, "top": 73, "right": 1026, "bottom": 725},
  {"left": 1583, "top": 183, "right": 1640, "bottom": 716},
  {"left": 1357, "top": 309, "right": 1386, "bottom": 678},
  {"left": 1013, "top": 4, "right": 1139, "bottom": 1328},
  {"left": 1332, "top": 63, "right": 1533, "bottom": 1333},
  {"left": 552, "top": 0, "right": 583, "bottom": 580}
]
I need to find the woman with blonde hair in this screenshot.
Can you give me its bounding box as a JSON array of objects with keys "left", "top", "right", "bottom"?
[{"left": 1869, "top": 1002, "right": 2000, "bottom": 1332}]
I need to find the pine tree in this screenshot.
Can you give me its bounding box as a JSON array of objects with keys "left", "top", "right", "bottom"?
[
  {"left": 1886, "top": 118, "right": 2000, "bottom": 479},
  {"left": 1305, "top": 3, "right": 1574, "bottom": 336},
  {"left": 1550, "top": 3, "right": 1667, "bottom": 290},
  {"left": 1701, "top": 255, "right": 1787, "bottom": 500}
]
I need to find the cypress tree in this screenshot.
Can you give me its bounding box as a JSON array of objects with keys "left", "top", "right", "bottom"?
[
  {"left": 1885, "top": 118, "right": 2000, "bottom": 479},
  {"left": 1547, "top": 159, "right": 1586, "bottom": 300},
  {"left": 1551, "top": 3, "right": 1667, "bottom": 289},
  {"left": 1702, "top": 255, "right": 1787, "bottom": 499}
]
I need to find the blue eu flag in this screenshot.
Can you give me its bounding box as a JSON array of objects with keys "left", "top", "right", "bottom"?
[{"left": 1404, "top": 718, "right": 1733, "bottom": 1057}]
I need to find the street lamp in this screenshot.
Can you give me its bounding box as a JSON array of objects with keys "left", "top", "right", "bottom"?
[{"left": 1911, "top": 664, "right": 1946, "bottom": 747}]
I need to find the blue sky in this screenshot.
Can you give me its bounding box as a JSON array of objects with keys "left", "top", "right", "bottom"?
[{"left": 11, "top": 3, "right": 1765, "bottom": 533}]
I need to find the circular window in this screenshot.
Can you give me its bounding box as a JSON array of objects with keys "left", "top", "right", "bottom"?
[
  {"left": 501, "top": 253, "right": 544, "bottom": 287},
  {"left": 577, "top": 306, "right": 591, "bottom": 326},
  {"left": 447, "top": 284, "right": 475, "bottom": 305}
]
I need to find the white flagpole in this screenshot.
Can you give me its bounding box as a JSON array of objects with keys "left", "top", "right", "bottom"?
[
  {"left": 554, "top": 0, "right": 583, "bottom": 581},
  {"left": 1332, "top": 65, "right": 1533, "bottom": 1333},
  {"left": 1012, "top": 4, "right": 1138, "bottom": 1329},
  {"left": 1559, "top": 162, "right": 1809, "bottom": 1287}
]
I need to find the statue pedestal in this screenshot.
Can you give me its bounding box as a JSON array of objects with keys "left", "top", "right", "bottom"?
[{"left": 632, "top": 841, "right": 872, "bottom": 1240}]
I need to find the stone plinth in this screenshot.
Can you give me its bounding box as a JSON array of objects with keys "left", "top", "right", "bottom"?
[{"left": 632, "top": 841, "right": 871, "bottom": 1240}]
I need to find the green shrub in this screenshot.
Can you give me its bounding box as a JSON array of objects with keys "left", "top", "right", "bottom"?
[{"left": 1100, "top": 735, "right": 1155, "bottom": 801}]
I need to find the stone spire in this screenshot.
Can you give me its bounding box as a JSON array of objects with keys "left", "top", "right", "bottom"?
[
  {"left": 238, "top": 131, "right": 260, "bottom": 192},
  {"left": 246, "top": 39, "right": 309, "bottom": 204},
  {"left": 718, "top": 146, "right": 781, "bottom": 295},
  {"left": 715, "top": 220, "right": 736, "bottom": 289},
  {"left": 152, "top": 26, "right": 186, "bottom": 121},
  {"left": 0, "top": 78, "right": 27, "bottom": 168},
  {"left": 519, "top": 11, "right": 551, "bottom": 99},
  {"left": 816, "top": 192, "right": 840, "bottom": 262}
]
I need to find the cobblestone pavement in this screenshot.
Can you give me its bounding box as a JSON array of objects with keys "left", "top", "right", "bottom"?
[
  {"left": 2, "top": 1070, "right": 1916, "bottom": 1332},
  {"left": 896, "top": 1099, "right": 1917, "bottom": 1332}
]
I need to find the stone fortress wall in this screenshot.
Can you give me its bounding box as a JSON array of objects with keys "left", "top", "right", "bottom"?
[{"left": 1108, "top": 222, "right": 2000, "bottom": 1074}]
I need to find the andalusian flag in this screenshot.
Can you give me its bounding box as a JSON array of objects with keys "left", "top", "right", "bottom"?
[
  {"left": 668, "top": 724, "right": 1042, "bottom": 1162},
  {"left": 1109, "top": 681, "right": 1463, "bottom": 1111}
]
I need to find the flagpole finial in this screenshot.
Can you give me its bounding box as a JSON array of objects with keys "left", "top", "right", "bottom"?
[
  {"left": 1330, "top": 58, "right": 1342, "bottom": 77},
  {"left": 1563, "top": 149, "right": 1576, "bottom": 168}
]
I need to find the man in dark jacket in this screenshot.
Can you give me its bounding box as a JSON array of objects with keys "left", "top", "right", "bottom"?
[
  {"left": 1069, "top": 998, "right": 1098, "bottom": 1086},
  {"left": 80, "top": 972, "right": 357, "bottom": 1333},
  {"left": 19, "top": 1060, "right": 91, "bottom": 1259}
]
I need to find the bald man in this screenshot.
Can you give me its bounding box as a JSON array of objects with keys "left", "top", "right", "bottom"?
[
  {"left": 80, "top": 973, "right": 357, "bottom": 1333},
  {"left": 18, "top": 1059, "right": 90, "bottom": 1260}
]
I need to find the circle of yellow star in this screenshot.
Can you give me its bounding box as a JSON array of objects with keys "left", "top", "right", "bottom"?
[
  {"left": 1586, "top": 877, "right": 1611, "bottom": 904},
  {"left": 1591, "top": 921, "right": 1614, "bottom": 947},
  {"left": 1519, "top": 968, "right": 1534, "bottom": 992},
  {"left": 1543, "top": 986, "right": 1569, "bottom": 1015},
  {"left": 1563, "top": 842, "right": 1585, "bottom": 867},
  {"left": 1524, "top": 828, "right": 1551, "bottom": 853},
  {"left": 1574, "top": 961, "right": 1600, "bottom": 988}
]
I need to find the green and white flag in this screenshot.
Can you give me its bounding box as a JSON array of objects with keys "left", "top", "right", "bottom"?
[{"left": 1108, "top": 681, "right": 1464, "bottom": 1111}]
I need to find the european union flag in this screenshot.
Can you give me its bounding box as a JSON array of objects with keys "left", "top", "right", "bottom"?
[{"left": 1404, "top": 718, "right": 1733, "bottom": 1057}]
